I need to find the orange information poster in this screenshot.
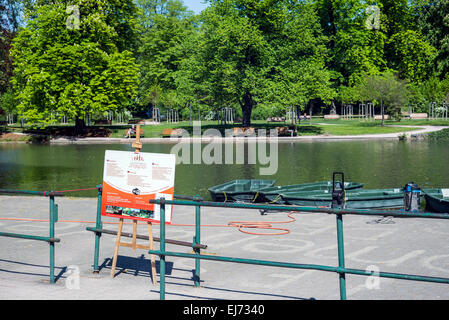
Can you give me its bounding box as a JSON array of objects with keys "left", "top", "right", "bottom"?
[{"left": 101, "top": 150, "right": 175, "bottom": 224}]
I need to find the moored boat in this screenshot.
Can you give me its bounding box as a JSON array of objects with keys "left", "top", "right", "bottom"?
[
  {"left": 280, "top": 188, "right": 405, "bottom": 209},
  {"left": 259, "top": 181, "right": 364, "bottom": 204},
  {"left": 208, "top": 179, "right": 275, "bottom": 202},
  {"left": 422, "top": 188, "right": 449, "bottom": 213}
]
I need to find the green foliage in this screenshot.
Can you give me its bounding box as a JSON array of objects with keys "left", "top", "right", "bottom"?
[
  {"left": 315, "top": 0, "right": 387, "bottom": 87},
  {"left": 427, "top": 128, "right": 449, "bottom": 141},
  {"left": 5, "top": 0, "right": 449, "bottom": 126},
  {"left": 418, "top": 0, "right": 449, "bottom": 78},
  {"left": 0, "top": 87, "right": 17, "bottom": 113},
  {"left": 408, "top": 75, "right": 449, "bottom": 111},
  {"left": 388, "top": 30, "right": 437, "bottom": 82},
  {"left": 356, "top": 70, "right": 409, "bottom": 120},
  {"left": 179, "top": 0, "right": 334, "bottom": 126},
  {"left": 136, "top": 0, "right": 196, "bottom": 112},
  {"left": 10, "top": 0, "right": 139, "bottom": 128},
  {"left": 337, "top": 85, "right": 360, "bottom": 104},
  {"left": 0, "top": 0, "right": 21, "bottom": 95}
]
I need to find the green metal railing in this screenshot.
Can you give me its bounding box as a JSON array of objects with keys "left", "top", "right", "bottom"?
[
  {"left": 148, "top": 198, "right": 449, "bottom": 300},
  {"left": 0, "top": 189, "right": 63, "bottom": 283}
]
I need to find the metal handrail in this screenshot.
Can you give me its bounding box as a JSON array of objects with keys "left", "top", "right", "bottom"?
[
  {"left": 149, "top": 198, "right": 449, "bottom": 300},
  {"left": 0, "top": 189, "right": 65, "bottom": 197},
  {"left": 0, "top": 189, "right": 60, "bottom": 283}
]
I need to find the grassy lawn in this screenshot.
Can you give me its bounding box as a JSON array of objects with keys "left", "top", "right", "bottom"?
[
  {"left": 312, "top": 124, "right": 420, "bottom": 136},
  {"left": 385, "top": 119, "right": 449, "bottom": 126},
  {"left": 301, "top": 117, "right": 449, "bottom": 126}
]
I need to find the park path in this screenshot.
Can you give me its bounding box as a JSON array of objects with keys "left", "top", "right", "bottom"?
[{"left": 289, "top": 125, "right": 449, "bottom": 141}]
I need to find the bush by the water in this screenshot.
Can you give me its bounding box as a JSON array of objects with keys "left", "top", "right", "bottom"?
[{"left": 427, "top": 128, "right": 449, "bottom": 140}]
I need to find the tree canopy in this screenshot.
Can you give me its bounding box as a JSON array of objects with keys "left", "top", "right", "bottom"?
[
  {"left": 175, "top": 0, "right": 335, "bottom": 126},
  {"left": 10, "top": 0, "right": 139, "bottom": 128},
  {"left": 2, "top": 0, "right": 449, "bottom": 126}
]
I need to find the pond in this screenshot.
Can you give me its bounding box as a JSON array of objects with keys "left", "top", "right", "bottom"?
[{"left": 0, "top": 140, "right": 448, "bottom": 199}]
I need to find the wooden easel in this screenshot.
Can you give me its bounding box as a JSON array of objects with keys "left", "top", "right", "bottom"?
[{"left": 110, "top": 125, "right": 157, "bottom": 285}]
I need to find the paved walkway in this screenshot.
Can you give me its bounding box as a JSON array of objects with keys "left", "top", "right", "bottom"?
[{"left": 0, "top": 196, "right": 448, "bottom": 300}]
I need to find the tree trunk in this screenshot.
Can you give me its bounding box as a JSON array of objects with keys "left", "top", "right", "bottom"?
[
  {"left": 188, "top": 103, "right": 192, "bottom": 125},
  {"left": 241, "top": 92, "right": 253, "bottom": 127},
  {"left": 74, "top": 116, "right": 85, "bottom": 136},
  {"left": 309, "top": 103, "right": 313, "bottom": 125},
  {"left": 381, "top": 99, "right": 385, "bottom": 127}
]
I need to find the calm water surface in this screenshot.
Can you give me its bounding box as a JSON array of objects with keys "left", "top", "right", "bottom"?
[{"left": 0, "top": 140, "right": 448, "bottom": 199}]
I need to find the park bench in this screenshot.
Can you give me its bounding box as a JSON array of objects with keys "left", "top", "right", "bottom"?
[
  {"left": 161, "top": 128, "right": 184, "bottom": 137},
  {"left": 128, "top": 119, "right": 145, "bottom": 124},
  {"left": 324, "top": 114, "right": 340, "bottom": 119},
  {"left": 410, "top": 113, "right": 428, "bottom": 119},
  {"left": 374, "top": 115, "right": 390, "bottom": 120},
  {"left": 94, "top": 119, "right": 111, "bottom": 125},
  {"left": 267, "top": 117, "right": 286, "bottom": 123},
  {"left": 144, "top": 119, "right": 160, "bottom": 125},
  {"left": 232, "top": 127, "right": 255, "bottom": 136}
]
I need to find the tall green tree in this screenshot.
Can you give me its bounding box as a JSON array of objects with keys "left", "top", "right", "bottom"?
[
  {"left": 357, "top": 71, "right": 409, "bottom": 124},
  {"left": 380, "top": 0, "right": 437, "bottom": 83},
  {"left": 11, "top": 0, "right": 139, "bottom": 129},
  {"left": 315, "top": 0, "right": 387, "bottom": 87},
  {"left": 418, "top": 0, "right": 449, "bottom": 79},
  {"left": 388, "top": 30, "right": 437, "bottom": 83},
  {"left": 0, "top": 0, "right": 20, "bottom": 94},
  {"left": 271, "top": 1, "right": 335, "bottom": 109},
  {"left": 136, "top": 0, "right": 196, "bottom": 114},
  {"left": 184, "top": 0, "right": 333, "bottom": 126}
]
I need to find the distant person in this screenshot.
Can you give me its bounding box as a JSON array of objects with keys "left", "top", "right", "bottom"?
[{"left": 126, "top": 125, "right": 136, "bottom": 138}]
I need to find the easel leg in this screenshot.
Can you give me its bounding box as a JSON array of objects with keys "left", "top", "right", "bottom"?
[
  {"left": 148, "top": 222, "right": 157, "bottom": 285},
  {"left": 110, "top": 218, "right": 124, "bottom": 278},
  {"left": 132, "top": 220, "right": 137, "bottom": 251}
]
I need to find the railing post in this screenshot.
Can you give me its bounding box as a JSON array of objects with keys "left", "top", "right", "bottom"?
[
  {"left": 193, "top": 199, "right": 201, "bottom": 287},
  {"left": 93, "top": 185, "right": 103, "bottom": 273},
  {"left": 49, "top": 194, "right": 56, "bottom": 284},
  {"left": 336, "top": 213, "right": 347, "bottom": 300},
  {"left": 160, "top": 197, "right": 166, "bottom": 300}
]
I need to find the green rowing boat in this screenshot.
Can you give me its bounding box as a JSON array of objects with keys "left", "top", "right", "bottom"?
[
  {"left": 422, "top": 188, "right": 449, "bottom": 213},
  {"left": 259, "top": 181, "right": 364, "bottom": 204},
  {"left": 280, "top": 188, "right": 405, "bottom": 209},
  {"left": 208, "top": 179, "right": 276, "bottom": 202}
]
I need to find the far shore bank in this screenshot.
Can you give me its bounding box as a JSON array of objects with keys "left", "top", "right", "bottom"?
[{"left": 1, "top": 125, "right": 448, "bottom": 144}]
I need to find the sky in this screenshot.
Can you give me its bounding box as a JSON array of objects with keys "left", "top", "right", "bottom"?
[{"left": 183, "top": 0, "right": 210, "bottom": 14}]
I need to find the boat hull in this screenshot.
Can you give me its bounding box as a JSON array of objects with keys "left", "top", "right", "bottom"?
[
  {"left": 280, "top": 189, "right": 405, "bottom": 209},
  {"left": 260, "top": 181, "right": 364, "bottom": 204},
  {"left": 423, "top": 189, "right": 449, "bottom": 213},
  {"left": 208, "top": 179, "right": 275, "bottom": 203}
]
